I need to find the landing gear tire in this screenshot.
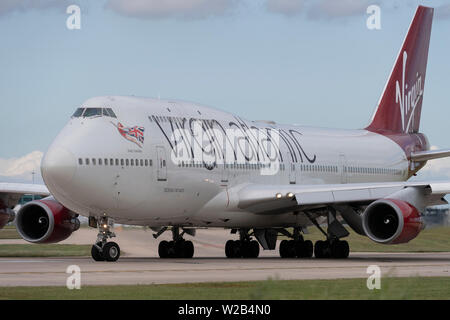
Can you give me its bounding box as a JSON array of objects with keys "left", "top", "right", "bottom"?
[
  {"left": 331, "top": 240, "right": 349, "bottom": 259},
  {"left": 182, "top": 240, "right": 195, "bottom": 258},
  {"left": 242, "top": 240, "right": 259, "bottom": 258},
  {"left": 296, "top": 240, "right": 313, "bottom": 258},
  {"left": 102, "top": 242, "right": 120, "bottom": 262},
  {"left": 225, "top": 240, "right": 235, "bottom": 258},
  {"left": 91, "top": 242, "right": 105, "bottom": 261},
  {"left": 225, "top": 240, "right": 259, "bottom": 258},
  {"left": 280, "top": 239, "right": 313, "bottom": 258},
  {"left": 314, "top": 240, "right": 331, "bottom": 259},
  {"left": 158, "top": 240, "right": 170, "bottom": 258},
  {"left": 158, "top": 240, "right": 194, "bottom": 258}
]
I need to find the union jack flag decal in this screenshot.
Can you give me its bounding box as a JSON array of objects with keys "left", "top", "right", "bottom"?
[{"left": 112, "top": 122, "right": 145, "bottom": 148}]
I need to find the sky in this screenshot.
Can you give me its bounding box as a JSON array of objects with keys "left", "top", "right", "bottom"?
[{"left": 0, "top": 0, "right": 450, "bottom": 184}]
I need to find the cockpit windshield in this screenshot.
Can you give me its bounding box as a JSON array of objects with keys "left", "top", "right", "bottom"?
[{"left": 71, "top": 107, "right": 117, "bottom": 119}]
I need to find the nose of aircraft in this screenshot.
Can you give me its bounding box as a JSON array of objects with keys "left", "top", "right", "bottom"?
[{"left": 41, "top": 146, "right": 76, "bottom": 189}]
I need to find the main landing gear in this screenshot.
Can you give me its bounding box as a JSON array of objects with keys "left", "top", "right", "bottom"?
[
  {"left": 305, "top": 208, "right": 350, "bottom": 259},
  {"left": 90, "top": 216, "right": 121, "bottom": 262},
  {"left": 225, "top": 229, "right": 260, "bottom": 258},
  {"left": 157, "top": 227, "right": 195, "bottom": 258},
  {"left": 314, "top": 239, "right": 349, "bottom": 259},
  {"left": 279, "top": 228, "right": 314, "bottom": 258}
]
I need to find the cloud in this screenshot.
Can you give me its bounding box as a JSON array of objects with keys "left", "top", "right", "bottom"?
[
  {"left": 308, "top": 0, "right": 373, "bottom": 19},
  {"left": 266, "top": 0, "right": 305, "bottom": 17},
  {"left": 105, "top": 0, "right": 237, "bottom": 20},
  {"left": 0, "top": 151, "right": 43, "bottom": 182},
  {"left": 415, "top": 146, "right": 450, "bottom": 180},
  {"left": 435, "top": 4, "right": 450, "bottom": 20},
  {"left": 0, "top": 0, "right": 70, "bottom": 17}
]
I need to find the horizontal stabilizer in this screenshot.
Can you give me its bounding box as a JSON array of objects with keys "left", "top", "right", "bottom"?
[{"left": 410, "top": 149, "right": 450, "bottom": 161}]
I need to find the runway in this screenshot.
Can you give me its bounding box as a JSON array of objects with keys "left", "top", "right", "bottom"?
[
  {"left": 1, "top": 227, "right": 450, "bottom": 286},
  {"left": 0, "top": 252, "right": 450, "bottom": 287}
]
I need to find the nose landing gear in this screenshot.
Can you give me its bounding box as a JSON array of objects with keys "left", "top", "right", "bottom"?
[{"left": 90, "top": 216, "right": 120, "bottom": 262}]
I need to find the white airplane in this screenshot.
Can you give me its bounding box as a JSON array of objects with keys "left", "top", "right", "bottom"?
[{"left": 1, "top": 5, "right": 449, "bottom": 262}]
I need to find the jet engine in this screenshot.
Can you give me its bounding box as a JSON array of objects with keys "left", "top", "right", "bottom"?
[
  {"left": 362, "top": 198, "right": 424, "bottom": 244},
  {"left": 15, "top": 197, "right": 80, "bottom": 243}
]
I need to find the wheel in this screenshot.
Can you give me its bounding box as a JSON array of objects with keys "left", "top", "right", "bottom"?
[
  {"left": 102, "top": 242, "right": 120, "bottom": 262},
  {"left": 279, "top": 240, "right": 288, "bottom": 258},
  {"left": 340, "top": 240, "right": 350, "bottom": 258},
  {"left": 225, "top": 240, "right": 235, "bottom": 258},
  {"left": 331, "top": 240, "right": 350, "bottom": 259},
  {"left": 244, "top": 240, "right": 259, "bottom": 258},
  {"left": 287, "top": 240, "right": 296, "bottom": 258},
  {"left": 168, "top": 241, "right": 176, "bottom": 258},
  {"left": 314, "top": 240, "right": 325, "bottom": 258},
  {"left": 294, "top": 240, "right": 305, "bottom": 258},
  {"left": 158, "top": 240, "right": 170, "bottom": 258},
  {"left": 183, "top": 240, "right": 194, "bottom": 258},
  {"left": 91, "top": 242, "right": 104, "bottom": 261},
  {"left": 249, "top": 240, "right": 260, "bottom": 258},
  {"left": 233, "top": 240, "right": 242, "bottom": 258},
  {"left": 303, "top": 240, "right": 313, "bottom": 258}
]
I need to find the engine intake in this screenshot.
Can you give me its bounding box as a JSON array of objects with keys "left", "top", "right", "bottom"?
[
  {"left": 15, "top": 198, "right": 80, "bottom": 243},
  {"left": 362, "top": 199, "right": 423, "bottom": 244}
]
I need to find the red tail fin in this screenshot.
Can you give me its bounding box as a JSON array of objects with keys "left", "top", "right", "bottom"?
[{"left": 366, "top": 6, "right": 433, "bottom": 134}]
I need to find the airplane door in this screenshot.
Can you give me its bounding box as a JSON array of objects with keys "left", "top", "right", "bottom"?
[
  {"left": 289, "top": 163, "right": 296, "bottom": 184},
  {"left": 286, "top": 151, "right": 296, "bottom": 184},
  {"left": 156, "top": 146, "right": 167, "bottom": 181},
  {"left": 339, "top": 154, "right": 347, "bottom": 184},
  {"left": 221, "top": 163, "right": 229, "bottom": 184}
]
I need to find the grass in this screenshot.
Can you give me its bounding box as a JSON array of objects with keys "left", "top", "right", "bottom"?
[
  {"left": 288, "top": 225, "right": 450, "bottom": 252},
  {"left": 0, "top": 277, "right": 448, "bottom": 300},
  {"left": 0, "top": 226, "right": 21, "bottom": 239},
  {"left": 0, "top": 244, "right": 91, "bottom": 257}
]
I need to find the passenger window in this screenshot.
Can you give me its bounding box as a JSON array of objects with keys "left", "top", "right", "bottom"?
[
  {"left": 126, "top": 159, "right": 129, "bottom": 166},
  {"left": 145, "top": 159, "right": 148, "bottom": 166},
  {"left": 150, "top": 159, "right": 153, "bottom": 166},
  {"left": 78, "top": 158, "right": 83, "bottom": 165},
  {"left": 131, "top": 159, "right": 134, "bottom": 166},
  {"left": 121, "top": 159, "right": 124, "bottom": 166},
  {"left": 85, "top": 158, "right": 90, "bottom": 165},
  {"left": 92, "top": 158, "right": 96, "bottom": 165},
  {"left": 140, "top": 159, "right": 143, "bottom": 166},
  {"left": 98, "top": 159, "right": 102, "bottom": 165}
]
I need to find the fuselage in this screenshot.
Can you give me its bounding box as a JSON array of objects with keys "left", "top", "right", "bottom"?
[{"left": 41, "top": 96, "right": 424, "bottom": 228}]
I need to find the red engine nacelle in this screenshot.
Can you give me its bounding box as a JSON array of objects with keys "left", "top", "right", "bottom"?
[
  {"left": 362, "top": 199, "right": 424, "bottom": 244},
  {"left": 15, "top": 197, "right": 80, "bottom": 243}
]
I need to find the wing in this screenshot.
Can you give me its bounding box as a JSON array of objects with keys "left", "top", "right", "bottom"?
[
  {"left": 236, "top": 181, "right": 450, "bottom": 215},
  {"left": 0, "top": 182, "right": 49, "bottom": 210}
]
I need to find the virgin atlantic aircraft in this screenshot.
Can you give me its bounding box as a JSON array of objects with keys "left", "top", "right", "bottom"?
[{"left": 1, "top": 6, "right": 449, "bottom": 262}]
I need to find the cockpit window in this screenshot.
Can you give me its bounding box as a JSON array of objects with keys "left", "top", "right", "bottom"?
[
  {"left": 72, "top": 107, "right": 117, "bottom": 119},
  {"left": 102, "top": 108, "right": 117, "bottom": 118},
  {"left": 72, "top": 108, "right": 85, "bottom": 118},
  {"left": 83, "top": 108, "right": 102, "bottom": 117},
  {"left": 106, "top": 108, "right": 117, "bottom": 118}
]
